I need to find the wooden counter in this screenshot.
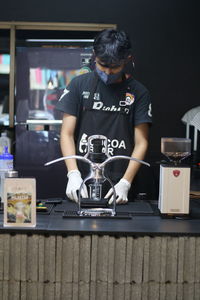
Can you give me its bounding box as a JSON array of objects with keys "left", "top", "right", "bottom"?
[{"left": 0, "top": 200, "right": 200, "bottom": 299}]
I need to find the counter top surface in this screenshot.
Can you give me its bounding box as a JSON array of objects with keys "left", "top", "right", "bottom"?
[{"left": 1, "top": 199, "right": 200, "bottom": 236}]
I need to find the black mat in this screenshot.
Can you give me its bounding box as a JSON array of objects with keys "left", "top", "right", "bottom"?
[
  {"left": 116, "top": 201, "right": 153, "bottom": 214},
  {"left": 54, "top": 201, "right": 78, "bottom": 213},
  {"left": 54, "top": 199, "right": 154, "bottom": 216}
]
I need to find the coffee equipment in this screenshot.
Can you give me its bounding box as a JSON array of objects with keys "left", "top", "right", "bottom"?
[
  {"left": 45, "top": 135, "right": 150, "bottom": 216},
  {"left": 158, "top": 137, "right": 191, "bottom": 214}
]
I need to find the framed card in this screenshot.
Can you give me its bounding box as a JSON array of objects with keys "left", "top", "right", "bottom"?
[{"left": 3, "top": 178, "right": 36, "bottom": 227}]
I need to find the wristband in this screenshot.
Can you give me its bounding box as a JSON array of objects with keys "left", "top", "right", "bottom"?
[
  {"left": 67, "top": 169, "right": 80, "bottom": 178},
  {"left": 120, "top": 178, "right": 131, "bottom": 188}
]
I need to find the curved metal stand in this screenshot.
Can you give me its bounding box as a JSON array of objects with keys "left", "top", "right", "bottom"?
[{"left": 45, "top": 134, "right": 150, "bottom": 217}]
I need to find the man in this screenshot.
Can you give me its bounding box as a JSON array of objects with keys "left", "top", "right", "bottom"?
[{"left": 56, "top": 29, "right": 152, "bottom": 204}]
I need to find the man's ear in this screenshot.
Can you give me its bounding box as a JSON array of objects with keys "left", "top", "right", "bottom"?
[
  {"left": 124, "top": 56, "right": 135, "bottom": 75},
  {"left": 86, "top": 53, "right": 96, "bottom": 71},
  {"left": 92, "top": 50, "right": 96, "bottom": 58},
  {"left": 128, "top": 55, "right": 134, "bottom": 64}
]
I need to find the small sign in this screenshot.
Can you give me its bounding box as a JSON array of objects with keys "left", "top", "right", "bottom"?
[{"left": 3, "top": 178, "right": 36, "bottom": 227}]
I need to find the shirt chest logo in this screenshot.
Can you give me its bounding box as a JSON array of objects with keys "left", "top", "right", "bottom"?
[{"left": 119, "top": 93, "right": 135, "bottom": 106}]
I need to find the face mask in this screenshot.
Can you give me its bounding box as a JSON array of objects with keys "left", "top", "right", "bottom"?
[{"left": 96, "top": 67, "right": 122, "bottom": 85}]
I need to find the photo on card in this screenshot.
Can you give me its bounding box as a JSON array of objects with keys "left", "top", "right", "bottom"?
[{"left": 3, "top": 178, "right": 36, "bottom": 227}]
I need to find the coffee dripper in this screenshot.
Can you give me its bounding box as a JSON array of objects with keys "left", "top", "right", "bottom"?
[{"left": 45, "top": 135, "right": 150, "bottom": 216}]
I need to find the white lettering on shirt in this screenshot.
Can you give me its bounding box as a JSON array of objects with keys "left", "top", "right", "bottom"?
[
  {"left": 79, "top": 133, "right": 88, "bottom": 153},
  {"left": 92, "top": 101, "right": 129, "bottom": 114},
  {"left": 79, "top": 134, "right": 126, "bottom": 156},
  {"left": 148, "top": 103, "right": 152, "bottom": 117},
  {"left": 82, "top": 91, "right": 90, "bottom": 99}
]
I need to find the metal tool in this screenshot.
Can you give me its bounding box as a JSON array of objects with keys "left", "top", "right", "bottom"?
[{"left": 45, "top": 135, "right": 150, "bottom": 216}]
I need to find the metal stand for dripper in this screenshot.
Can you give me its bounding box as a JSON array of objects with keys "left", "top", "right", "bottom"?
[{"left": 45, "top": 135, "right": 150, "bottom": 217}]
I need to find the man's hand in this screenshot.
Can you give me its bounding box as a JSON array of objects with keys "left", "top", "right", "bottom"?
[
  {"left": 66, "top": 170, "right": 88, "bottom": 202},
  {"left": 105, "top": 178, "right": 131, "bottom": 204}
]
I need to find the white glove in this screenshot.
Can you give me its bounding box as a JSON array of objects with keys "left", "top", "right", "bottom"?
[
  {"left": 105, "top": 178, "right": 131, "bottom": 204},
  {"left": 66, "top": 170, "right": 88, "bottom": 202}
]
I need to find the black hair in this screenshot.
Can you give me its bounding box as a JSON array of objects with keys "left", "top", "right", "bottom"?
[{"left": 93, "top": 29, "right": 132, "bottom": 66}]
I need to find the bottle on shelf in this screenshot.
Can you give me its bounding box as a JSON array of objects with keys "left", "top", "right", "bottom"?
[
  {"left": 0, "top": 146, "right": 14, "bottom": 203},
  {"left": 0, "top": 146, "right": 13, "bottom": 171},
  {"left": 0, "top": 132, "right": 11, "bottom": 154}
]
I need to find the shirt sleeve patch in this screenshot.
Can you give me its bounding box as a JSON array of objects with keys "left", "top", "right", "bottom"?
[{"left": 59, "top": 88, "right": 70, "bottom": 101}]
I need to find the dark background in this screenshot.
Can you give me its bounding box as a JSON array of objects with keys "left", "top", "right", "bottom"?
[{"left": 0, "top": 0, "right": 199, "bottom": 198}]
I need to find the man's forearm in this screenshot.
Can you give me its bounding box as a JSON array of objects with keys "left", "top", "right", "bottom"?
[
  {"left": 123, "top": 123, "right": 150, "bottom": 183},
  {"left": 122, "top": 140, "right": 148, "bottom": 183},
  {"left": 60, "top": 130, "right": 78, "bottom": 172}
]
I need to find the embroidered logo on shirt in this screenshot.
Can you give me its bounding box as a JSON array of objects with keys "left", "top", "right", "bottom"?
[
  {"left": 125, "top": 93, "right": 135, "bottom": 105},
  {"left": 119, "top": 93, "right": 135, "bottom": 107}
]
